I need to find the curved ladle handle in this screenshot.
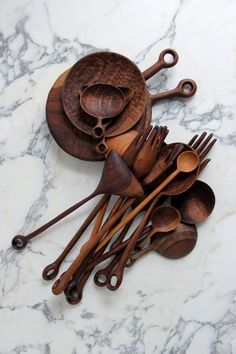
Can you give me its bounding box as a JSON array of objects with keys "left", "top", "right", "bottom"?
[
  {"left": 150, "top": 79, "right": 197, "bottom": 104},
  {"left": 92, "top": 116, "right": 106, "bottom": 139},
  {"left": 143, "top": 48, "right": 179, "bottom": 81},
  {"left": 11, "top": 191, "right": 98, "bottom": 251}
]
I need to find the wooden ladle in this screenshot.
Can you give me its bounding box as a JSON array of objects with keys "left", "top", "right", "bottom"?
[
  {"left": 79, "top": 83, "right": 133, "bottom": 124},
  {"left": 171, "top": 180, "right": 215, "bottom": 224},
  {"left": 126, "top": 223, "right": 198, "bottom": 266},
  {"left": 52, "top": 150, "right": 199, "bottom": 295},
  {"left": 11, "top": 150, "right": 143, "bottom": 250},
  {"left": 79, "top": 83, "right": 133, "bottom": 154},
  {"left": 136, "top": 205, "right": 181, "bottom": 249}
]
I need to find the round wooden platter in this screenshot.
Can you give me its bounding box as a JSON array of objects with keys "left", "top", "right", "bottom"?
[
  {"left": 46, "top": 69, "right": 151, "bottom": 161},
  {"left": 61, "top": 52, "right": 148, "bottom": 138}
]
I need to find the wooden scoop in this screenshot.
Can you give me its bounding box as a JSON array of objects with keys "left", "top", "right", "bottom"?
[
  {"left": 171, "top": 180, "right": 215, "bottom": 224},
  {"left": 52, "top": 150, "right": 199, "bottom": 295},
  {"left": 126, "top": 223, "right": 198, "bottom": 266},
  {"left": 137, "top": 205, "right": 181, "bottom": 249},
  {"left": 11, "top": 150, "right": 143, "bottom": 250}
]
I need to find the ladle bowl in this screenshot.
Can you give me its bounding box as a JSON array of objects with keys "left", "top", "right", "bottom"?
[{"left": 171, "top": 180, "right": 215, "bottom": 224}]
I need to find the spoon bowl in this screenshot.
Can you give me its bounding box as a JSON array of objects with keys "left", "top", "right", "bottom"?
[
  {"left": 171, "top": 180, "right": 215, "bottom": 224},
  {"left": 79, "top": 83, "right": 133, "bottom": 118}
]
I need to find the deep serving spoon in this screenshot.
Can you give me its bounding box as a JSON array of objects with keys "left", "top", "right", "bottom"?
[{"left": 52, "top": 150, "right": 199, "bottom": 295}]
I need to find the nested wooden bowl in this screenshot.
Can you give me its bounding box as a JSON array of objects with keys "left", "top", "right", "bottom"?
[
  {"left": 46, "top": 69, "right": 151, "bottom": 161},
  {"left": 61, "top": 52, "right": 147, "bottom": 137}
]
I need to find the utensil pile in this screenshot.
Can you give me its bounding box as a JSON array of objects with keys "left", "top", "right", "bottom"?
[{"left": 11, "top": 49, "right": 216, "bottom": 304}]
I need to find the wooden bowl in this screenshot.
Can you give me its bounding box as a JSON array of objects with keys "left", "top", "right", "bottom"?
[
  {"left": 61, "top": 52, "right": 147, "bottom": 137},
  {"left": 171, "top": 180, "right": 215, "bottom": 224},
  {"left": 46, "top": 70, "right": 151, "bottom": 161}
]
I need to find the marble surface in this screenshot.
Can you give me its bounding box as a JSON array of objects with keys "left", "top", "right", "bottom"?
[{"left": 1, "top": 0, "right": 236, "bottom": 353}]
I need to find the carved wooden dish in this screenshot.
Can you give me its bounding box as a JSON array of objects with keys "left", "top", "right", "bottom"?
[
  {"left": 46, "top": 70, "right": 151, "bottom": 161},
  {"left": 61, "top": 52, "right": 148, "bottom": 137}
]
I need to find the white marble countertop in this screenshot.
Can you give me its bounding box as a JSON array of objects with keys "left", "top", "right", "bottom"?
[{"left": 1, "top": 0, "right": 236, "bottom": 353}]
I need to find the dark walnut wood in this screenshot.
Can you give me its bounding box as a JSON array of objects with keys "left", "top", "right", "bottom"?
[
  {"left": 171, "top": 180, "right": 215, "bottom": 224},
  {"left": 46, "top": 69, "right": 151, "bottom": 161},
  {"left": 62, "top": 52, "right": 148, "bottom": 137}
]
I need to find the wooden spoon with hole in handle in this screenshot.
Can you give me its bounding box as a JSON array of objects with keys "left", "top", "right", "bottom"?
[{"left": 11, "top": 150, "right": 143, "bottom": 251}]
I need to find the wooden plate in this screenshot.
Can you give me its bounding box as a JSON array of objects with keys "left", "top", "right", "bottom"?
[
  {"left": 61, "top": 52, "right": 147, "bottom": 137},
  {"left": 46, "top": 70, "right": 151, "bottom": 161}
]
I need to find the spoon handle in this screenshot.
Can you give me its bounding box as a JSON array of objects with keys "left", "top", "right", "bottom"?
[
  {"left": 95, "top": 168, "right": 180, "bottom": 253},
  {"left": 106, "top": 194, "right": 160, "bottom": 290},
  {"left": 143, "top": 49, "right": 178, "bottom": 81},
  {"left": 52, "top": 197, "right": 136, "bottom": 295},
  {"left": 42, "top": 194, "right": 110, "bottom": 280},
  {"left": 12, "top": 191, "right": 98, "bottom": 250},
  {"left": 150, "top": 79, "right": 197, "bottom": 104}
]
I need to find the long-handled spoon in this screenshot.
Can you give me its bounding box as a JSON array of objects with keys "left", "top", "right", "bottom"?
[
  {"left": 65, "top": 195, "right": 130, "bottom": 303},
  {"left": 136, "top": 205, "right": 181, "bottom": 249},
  {"left": 42, "top": 195, "right": 111, "bottom": 280},
  {"left": 52, "top": 150, "right": 199, "bottom": 295},
  {"left": 12, "top": 150, "right": 143, "bottom": 250},
  {"left": 126, "top": 223, "right": 198, "bottom": 267}
]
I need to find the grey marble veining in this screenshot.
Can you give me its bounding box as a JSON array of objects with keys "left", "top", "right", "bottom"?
[{"left": 1, "top": 0, "right": 236, "bottom": 353}]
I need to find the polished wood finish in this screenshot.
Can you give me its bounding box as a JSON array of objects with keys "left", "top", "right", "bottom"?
[
  {"left": 46, "top": 70, "right": 105, "bottom": 161},
  {"left": 137, "top": 205, "right": 181, "bottom": 249},
  {"left": 41, "top": 195, "right": 110, "bottom": 281},
  {"left": 94, "top": 151, "right": 199, "bottom": 254},
  {"left": 62, "top": 52, "right": 147, "bottom": 137},
  {"left": 46, "top": 69, "right": 152, "bottom": 161},
  {"left": 127, "top": 223, "right": 197, "bottom": 264},
  {"left": 133, "top": 126, "right": 169, "bottom": 179},
  {"left": 171, "top": 180, "right": 215, "bottom": 224},
  {"left": 79, "top": 83, "right": 133, "bottom": 119},
  {"left": 12, "top": 150, "right": 143, "bottom": 251}
]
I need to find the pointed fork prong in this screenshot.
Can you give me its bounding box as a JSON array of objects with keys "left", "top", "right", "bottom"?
[
  {"left": 199, "top": 159, "right": 211, "bottom": 174},
  {"left": 191, "top": 131, "right": 207, "bottom": 150},
  {"left": 148, "top": 126, "right": 159, "bottom": 145},
  {"left": 166, "top": 143, "right": 184, "bottom": 164},
  {"left": 196, "top": 133, "right": 213, "bottom": 154},
  {"left": 188, "top": 134, "right": 198, "bottom": 146},
  {"left": 198, "top": 138, "right": 217, "bottom": 161},
  {"left": 123, "top": 125, "right": 153, "bottom": 166}
]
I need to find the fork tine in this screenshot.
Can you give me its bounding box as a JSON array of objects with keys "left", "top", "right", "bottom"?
[
  {"left": 192, "top": 131, "right": 207, "bottom": 149},
  {"left": 122, "top": 125, "right": 153, "bottom": 166},
  {"left": 167, "top": 143, "right": 184, "bottom": 163},
  {"left": 198, "top": 159, "right": 211, "bottom": 174},
  {"left": 148, "top": 126, "right": 159, "bottom": 145},
  {"left": 198, "top": 138, "right": 217, "bottom": 161},
  {"left": 188, "top": 134, "right": 198, "bottom": 146},
  {"left": 196, "top": 133, "right": 213, "bottom": 154},
  {"left": 154, "top": 126, "right": 169, "bottom": 153},
  {"left": 138, "top": 125, "right": 153, "bottom": 146}
]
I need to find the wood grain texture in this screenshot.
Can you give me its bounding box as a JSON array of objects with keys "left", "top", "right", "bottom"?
[
  {"left": 61, "top": 52, "right": 147, "bottom": 137},
  {"left": 46, "top": 70, "right": 151, "bottom": 161},
  {"left": 171, "top": 180, "right": 215, "bottom": 224}
]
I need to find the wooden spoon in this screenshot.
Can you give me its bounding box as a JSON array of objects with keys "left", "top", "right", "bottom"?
[
  {"left": 126, "top": 223, "right": 198, "bottom": 266},
  {"left": 171, "top": 180, "right": 215, "bottom": 224},
  {"left": 136, "top": 205, "right": 181, "bottom": 249},
  {"left": 51, "top": 151, "right": 199, "bottom": 295},
  {"left": 11, "top": 150, "right": 143, "bottom": 250}
]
